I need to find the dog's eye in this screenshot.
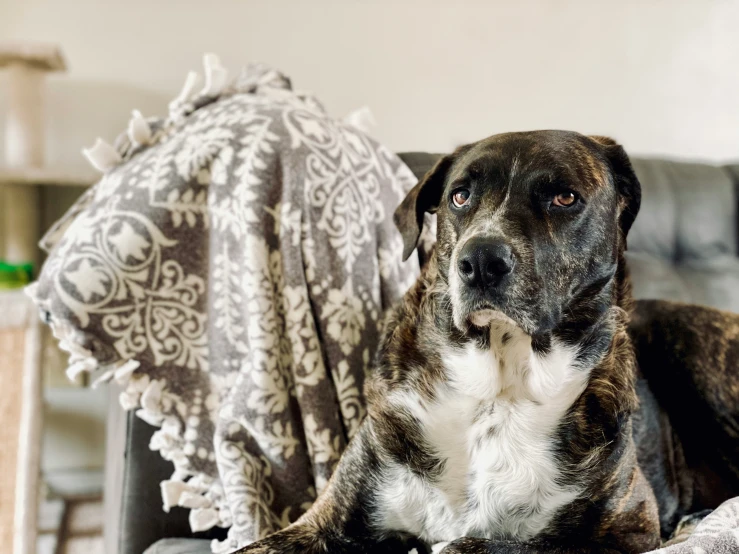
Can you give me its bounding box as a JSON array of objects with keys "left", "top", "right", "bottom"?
[
  {"left": 552, "top": 191, "right": 577, "bottom": 207},
  {"left": 452, "top": 188, "right": 471, "bottom": 208}
]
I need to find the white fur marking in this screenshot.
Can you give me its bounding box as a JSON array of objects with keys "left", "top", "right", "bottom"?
[{"left": 377, "top": 320, "right": 589, "bottom": 544}]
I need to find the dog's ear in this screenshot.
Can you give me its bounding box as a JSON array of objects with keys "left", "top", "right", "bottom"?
[
  {"left": 394, "top": 153, "right": 457, "bottom": 261},
  {"left": 591, "top": 136, "right": 642, "bottom": 242}
]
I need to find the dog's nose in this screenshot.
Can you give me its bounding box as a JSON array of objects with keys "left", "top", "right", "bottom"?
[{"left": 458, "top": 238, "right": 514, "bottom": 288}]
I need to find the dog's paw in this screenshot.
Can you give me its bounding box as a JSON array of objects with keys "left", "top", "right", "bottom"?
[
  {"left": 232, "top": 542, "right": 271, "bottom": 553},
  {"left": 438, "top": 538, "right": 489, "bottom": 554},
  {"left": 438, "top": 540, "right": 466, "bottom": 554}
]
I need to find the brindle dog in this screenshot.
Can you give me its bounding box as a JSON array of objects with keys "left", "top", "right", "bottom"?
[{"left": 236, "top": 131, "right": 739, "bottom": 553}]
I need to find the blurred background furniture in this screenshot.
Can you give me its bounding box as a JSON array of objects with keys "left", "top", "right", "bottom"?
[
  {"left": 0, "top": 41, "right": 65, "bottom": 554},
  {"left": 0, "top": 42, "right": 96, "bottom": 554},
  {"left": 116, "top": 152, "right": 739, "bottom": 554}
]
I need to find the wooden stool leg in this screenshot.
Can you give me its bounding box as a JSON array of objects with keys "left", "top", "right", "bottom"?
[{"left": 14, "top": 321, "right": 42, "bottom": 554}]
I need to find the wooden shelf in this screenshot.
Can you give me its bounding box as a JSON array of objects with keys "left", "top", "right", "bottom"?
[{"left": 0, "top": 165, "right": 97, "bottom": 188}]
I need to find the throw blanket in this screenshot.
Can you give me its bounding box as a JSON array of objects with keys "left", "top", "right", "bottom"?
[
  {"left": 30, "top": 56, "right": 739, "bottom": 553},
  {"left": 654, "top": 500, "right": 739, "bottom": 553},
  {"left": 31, "top": 57, "right": 420, "bottom": 553}
]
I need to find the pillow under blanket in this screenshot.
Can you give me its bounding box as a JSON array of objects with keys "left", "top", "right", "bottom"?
[{"left": 31, "top": 59, "right": 420, "bottom": 552}]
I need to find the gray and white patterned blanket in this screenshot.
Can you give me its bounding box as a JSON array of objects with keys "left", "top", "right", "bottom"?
[
  {"left": 32, "top": 58, "right": 420, "bottom": 552},
  {"left": 651, "top": 501, "right": 739, "bottom": 553},
  {"left": 30, "top": 57, "right": 739, "bottom": 553}
]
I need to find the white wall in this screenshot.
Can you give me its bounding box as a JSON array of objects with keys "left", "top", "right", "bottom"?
[{"left": 1, "top": 0, "right": 738, "bottom": 165}]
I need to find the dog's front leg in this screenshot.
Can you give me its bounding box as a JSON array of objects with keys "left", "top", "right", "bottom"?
[
  {"left": 439, "top": 538, "right": 623, "bottom": 554},
  {"left": 234, "top": 526, "right": 423, "bottom": 554},
  {"left": 232, "top": 421, "right": 422, "bottom": 554}
]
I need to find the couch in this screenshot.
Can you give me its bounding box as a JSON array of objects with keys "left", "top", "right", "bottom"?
[{"left": 109, "top": 154, "right": 739, "bottom": 554}]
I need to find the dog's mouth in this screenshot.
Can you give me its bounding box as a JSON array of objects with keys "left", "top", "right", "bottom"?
[
  {"left": 450, "top": 270, "right": 537, "bottom": 334},
  {"left": 467, "top": 308, "right": 519, "bottom": 329}
]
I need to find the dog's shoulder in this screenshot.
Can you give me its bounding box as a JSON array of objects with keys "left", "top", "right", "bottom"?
[{"left": 368, "top": 256, "right": 451, "bottom": 397}]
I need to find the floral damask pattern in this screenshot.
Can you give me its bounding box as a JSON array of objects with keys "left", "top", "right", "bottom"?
[
  {"left": 649, "top": 499, "right": 739, "bottom": 554},
  {"left": 32, "top": 64, "right": 419, "bottom": 552}
]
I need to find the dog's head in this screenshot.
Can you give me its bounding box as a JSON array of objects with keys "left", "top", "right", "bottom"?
[{"left": 394, "top": 131, "right": 640, "bottom": 336}]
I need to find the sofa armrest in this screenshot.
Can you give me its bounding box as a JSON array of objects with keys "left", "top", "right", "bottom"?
[
  {"left": 396, "top": 152, "right": 442, "bottom": 181},
  {"left": 112, "top": 408, "right": 227, "bottom": 554}
]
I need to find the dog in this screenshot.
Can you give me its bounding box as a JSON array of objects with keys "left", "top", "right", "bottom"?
[{"left": 236, "top": 131, "right": 739, "bottom": 553}]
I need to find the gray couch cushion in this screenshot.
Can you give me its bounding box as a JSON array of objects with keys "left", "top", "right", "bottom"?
[
  {"left": 626, "top": 251, "right": 739, "bottom": 312},
  {"left": 676, "top": 257, "right": 739, "bottom": 313},
  {"left": 629, "top": 159, "right": 737, "bottom": 262},
  {"left": 628, "top": 159, "right": 681, "bottom": 261},
  {"left": 625, "top": 251, "right": 691, "bottom": 303},
  {"left": 144, "top": 538, "right": 211, "bottom": 554},
  {"left": 628, "top": 159, "right": 739, "bottom": 310}
]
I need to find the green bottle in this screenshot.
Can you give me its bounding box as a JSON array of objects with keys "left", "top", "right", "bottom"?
[{"left": 0, "top": 261, "right": 34, "bottom": 290}]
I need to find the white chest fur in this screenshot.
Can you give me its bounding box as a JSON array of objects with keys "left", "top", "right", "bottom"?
[{"left": 375, "top": 321, "right": 590, "bottom": 544}]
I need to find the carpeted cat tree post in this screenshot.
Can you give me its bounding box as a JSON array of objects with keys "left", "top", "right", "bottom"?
[{"left": 0, "top": 42, "right": 66, "bottom": 554}]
